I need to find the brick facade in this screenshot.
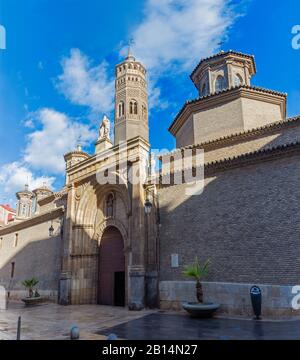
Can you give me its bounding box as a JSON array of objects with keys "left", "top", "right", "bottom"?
[{"left": 158, "top": 154, "right": 300, "bottom": 285}]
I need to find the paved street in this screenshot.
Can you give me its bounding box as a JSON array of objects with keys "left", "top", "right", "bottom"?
[
  {"left": 99, "top": 312, "right": 300, "bottom": 340},
  {"left": 1, "top": 302, "right": 300, "bottom": 340},
  {"left": 0, "top": 301, "right": 154, "bottom": 340}
]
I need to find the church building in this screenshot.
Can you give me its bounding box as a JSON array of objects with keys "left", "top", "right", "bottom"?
[{"left": 0, "top": 50, "right": 299, "bottom": 317}]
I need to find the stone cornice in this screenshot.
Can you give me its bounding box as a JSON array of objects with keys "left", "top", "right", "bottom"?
[
  {"left": 157, "top": 142, "right": 300, "bottom": 188},
  {"left": 65, "top": 136, "right": 150, "bottom": 184},
  {"left": 179, "top": 115, "right": 300, "bottom": 152},
  {"left": 190, "top": 50, "right": 256, "bottom": 80},
  {"left": 38, "top": 187, "right": 68, "bottom": 206},
  {"left": 64, "top": 150, "right": 90, "bottom": 160},
  {"left": 204, "top": 141, "right": 300, "bottom": 175},
  {"left": 0, "top": 206, "right": 64, "bottom": 236},
  {"left": 169, "top": 85, "right": 287, "bottom": 136}
]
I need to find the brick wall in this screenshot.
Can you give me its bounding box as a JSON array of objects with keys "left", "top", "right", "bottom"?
[
  {"left": 0, "top": 216, "right": 62, "bottom": 300},
  {"left": 158, "top": 155, "right": 300, "bottom": 285}
]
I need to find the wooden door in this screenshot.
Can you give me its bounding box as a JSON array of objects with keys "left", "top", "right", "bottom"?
[{"left": 98, "top": 227, "right": 125, "bottom": 305}]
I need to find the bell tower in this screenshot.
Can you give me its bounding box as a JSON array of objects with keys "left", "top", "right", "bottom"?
[{"left": 114, "top": 49, "right": 149, "bottom": 144}]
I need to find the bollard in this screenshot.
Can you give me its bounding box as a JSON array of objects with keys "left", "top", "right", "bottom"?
[
  {"left": 107, "top": 333, "right": 118, "bottom": 340},
  {"left": 70, "top": 325, "right": 80, "bottom": 340},
  {"left": 0, "top": 286, "right": 7, "bottom": 310},
  {"left": 16, "top": 316, "right": 21, "bottom": 340}
]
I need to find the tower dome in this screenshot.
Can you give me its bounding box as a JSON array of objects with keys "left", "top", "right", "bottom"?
[{"left": 16, "top": 184, "right": 34, "bottom": 220}]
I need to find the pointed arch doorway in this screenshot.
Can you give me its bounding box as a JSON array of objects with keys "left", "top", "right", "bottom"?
[{"left": 98, "top": 226, "right": 125, "bottom": 306}]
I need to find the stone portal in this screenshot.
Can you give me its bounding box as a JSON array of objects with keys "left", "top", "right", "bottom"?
[{"left": 98, "top": 226, "right": 125, "bottom": 306}]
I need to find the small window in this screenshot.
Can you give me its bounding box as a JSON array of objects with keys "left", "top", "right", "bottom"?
[
  {"left": 11, "top": 262, "right": 15, "bottom": 278},
  {"left": 234, "top": 74, "right": 243, "bottom": 87},
  {"left": 215, "top": 75, "right": 226, "bottom": 93},
  {"left": 118, "top": 101, "right": 125, "bottom": 117},
  {"left": 13, "top": 233, "right": 18, "bottom": 247},
  {"left": 142, "top": 104, "right": 147, "bottom": 119},
  {"left": 21, "top": 204, "right": 27, "bottom": 216}
]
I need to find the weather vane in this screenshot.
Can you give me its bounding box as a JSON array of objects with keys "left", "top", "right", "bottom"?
[
  {"left": 128, "top": 38, "right": 135, "bottom": 47},
  {"left": 126, "top": 38, "right": 135, "bottom": 59}
]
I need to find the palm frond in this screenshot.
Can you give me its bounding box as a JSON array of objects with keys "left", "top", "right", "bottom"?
[{"left": 182, "top": 257, "right": 210, "bottom": 281}]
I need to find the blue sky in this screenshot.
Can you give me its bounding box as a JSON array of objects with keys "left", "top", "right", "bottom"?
[{"left": 0, "top": 0, "right": 300, "bottom": 205}]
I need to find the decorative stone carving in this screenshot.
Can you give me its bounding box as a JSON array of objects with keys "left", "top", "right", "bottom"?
[{"left": 98, "top": 115, "right": 111, "bottom": 141}]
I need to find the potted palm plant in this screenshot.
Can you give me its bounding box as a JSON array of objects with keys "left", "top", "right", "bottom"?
[
  {"left": 182, "top": 258, "right": 219, "bottom": 318},
  {"left": 21, "top": 278, "right": 44, "bottom": 306}
]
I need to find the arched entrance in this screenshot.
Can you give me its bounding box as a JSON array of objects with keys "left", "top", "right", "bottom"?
[{"left": 98, "top": 226, "right": 125, "bottom": 306}]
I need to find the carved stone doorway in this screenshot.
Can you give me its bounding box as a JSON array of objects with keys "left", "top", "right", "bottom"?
[{"left": 98, "top": 226, "right": 125, "bottom": 306}]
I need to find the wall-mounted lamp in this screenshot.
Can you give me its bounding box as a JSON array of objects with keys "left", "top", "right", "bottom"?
[{"left": 144, "top": 199, "right": 152, "bottom": 215}]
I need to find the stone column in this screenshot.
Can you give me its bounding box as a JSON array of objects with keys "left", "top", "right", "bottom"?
[
  {"left": 127, "top": 159, "right": 146, "bottom": 310},
  {"left": 226, "top": 62, "right": 233, "bottom": 88},
  {"left": 145, "top": 187, "right": 159, "bottom": 308},
  {"left": 59, "top": 184, "right": 75, "bottom": 305}
]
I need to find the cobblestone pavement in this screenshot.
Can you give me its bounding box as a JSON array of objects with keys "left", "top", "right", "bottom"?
[
  {"left": 98, "top": 312, "right": 300, "bottom": 340},
  {"left": 0, "top": 301, "right": 155, "bottom": 340}
]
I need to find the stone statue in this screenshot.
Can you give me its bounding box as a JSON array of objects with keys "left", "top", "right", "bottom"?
[{"left": 99, "top": 115, "right": 110, "bottom": 140}]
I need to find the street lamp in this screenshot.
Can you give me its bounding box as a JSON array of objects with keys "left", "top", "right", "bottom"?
[{"left": 144, "top": 198, "right": 152, "bottom": 215}]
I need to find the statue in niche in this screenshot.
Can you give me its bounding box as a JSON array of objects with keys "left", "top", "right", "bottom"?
[
  {"left": 106, "top": 193, "right": 114, "bottom": 218},
  {"left": 99, "top": 115, "right": 110, "bottom": 140}
]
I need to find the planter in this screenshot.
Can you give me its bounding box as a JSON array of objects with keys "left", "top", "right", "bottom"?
[
  {"left": 182, "top": 302, "right": 220, "bottom": 318},
  {"left": 21, "top": 296, "right": 46, "bottom": 306}
]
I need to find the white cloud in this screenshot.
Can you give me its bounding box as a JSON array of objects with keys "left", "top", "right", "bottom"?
[
  {"left": 24, "top": 108, "right": 95, "bottom": 174},
  {"left": 56, "top": 49, "right": 115, "bottom": 115},
  {"left": 128, "top": 0, "right": 241, "bottom": 73},
  {"left": 23, "top": 118, "right": 35, "bottom": 128},
  {"left": 0, "top": 162, "right": 55, "bottom": 205},
  {"left": 120, "top": 0, "right": 244, "bottom": 109},
  {"left": 0, "top": 108, "right": 94, "bottom": 203}
]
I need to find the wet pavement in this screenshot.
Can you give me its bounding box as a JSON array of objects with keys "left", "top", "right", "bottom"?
[
  {"left": 0, "top": 301, "right": 154, "bottom": 340},
  {"left": 98, "top": 312, "right": 300, "bottom": 340},
  {"left": 1, "top": 302, "right": 300, "bottom": 340}
]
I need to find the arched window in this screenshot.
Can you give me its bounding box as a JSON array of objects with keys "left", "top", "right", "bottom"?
[
  {"left": 234, "top": 74, "right": 243, "bottom": 87},
  {"left": 118, "top": 101, "right": 125, "bottom": 117},
  {"left": 130, "top": 100, "right": 138, "bottom": 115},
  {"left": 215, "top": 75, "right": 226, "bottom": 93},
  {"left": 105, "top": 193, "right": 114, "bottom": 218}
]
